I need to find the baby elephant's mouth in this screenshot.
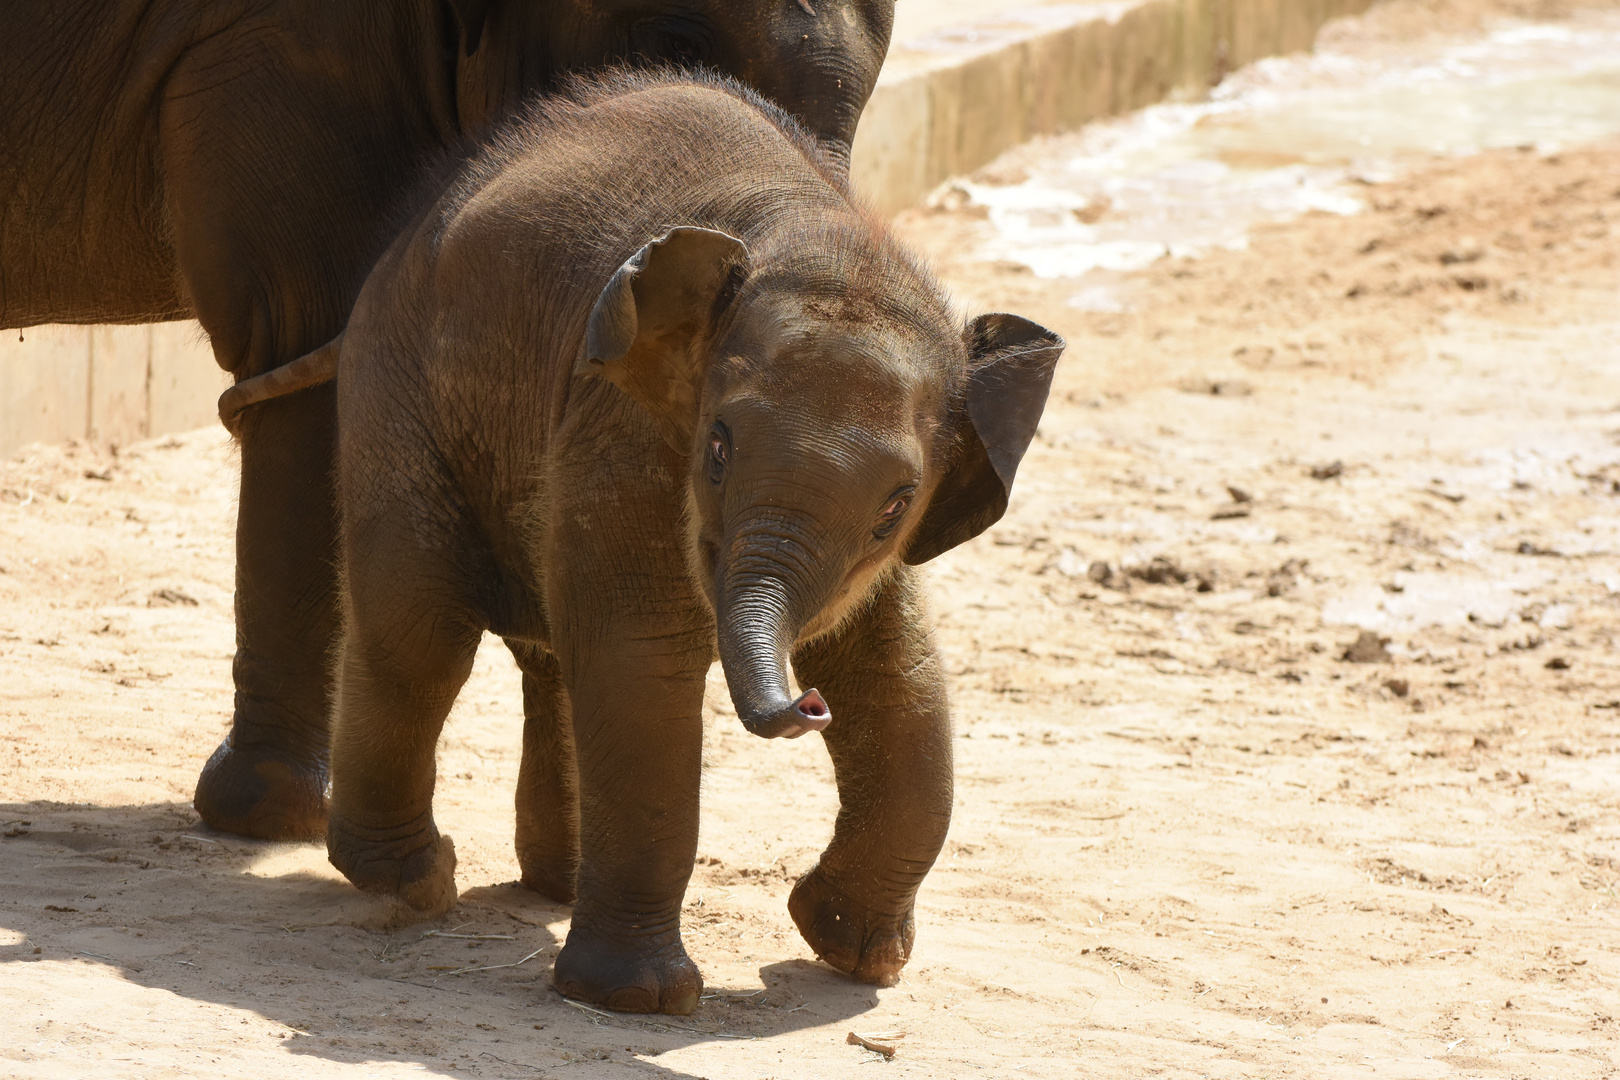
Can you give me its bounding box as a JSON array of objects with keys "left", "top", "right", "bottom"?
[{"left": 741, "top": 687, "right": 831, "bottom": 739}]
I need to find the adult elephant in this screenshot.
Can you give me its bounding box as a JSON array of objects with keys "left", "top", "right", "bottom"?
[{"left": 0, "top": 0, "right": 895, "bottom": 840}]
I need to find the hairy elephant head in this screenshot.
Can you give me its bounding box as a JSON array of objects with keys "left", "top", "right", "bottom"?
[
  {"left": 445, "top": 0, "right": 893, "bottom": 165},
  {"left": 577, "top": 226, "right": 1064, "bottom": 740}
]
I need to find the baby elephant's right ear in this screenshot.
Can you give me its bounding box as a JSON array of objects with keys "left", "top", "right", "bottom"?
[{"left": 576, "top": 226, "right": 750, "bottom": 450}]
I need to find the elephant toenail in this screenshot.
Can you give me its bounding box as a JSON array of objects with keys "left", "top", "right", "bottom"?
[{"left": 604, "top": 986, "right": 658, "bottom": 1013}]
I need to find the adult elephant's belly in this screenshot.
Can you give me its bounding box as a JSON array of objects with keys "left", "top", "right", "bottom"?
[
  {"left": 0, "top": 7, "right": 195, "bottom": 329},
  {"left": 0, "top": 106, "right": 187, "bottom": 325},
  {"left": 0, "top": 187, "right": 190, "bottom": 328}
]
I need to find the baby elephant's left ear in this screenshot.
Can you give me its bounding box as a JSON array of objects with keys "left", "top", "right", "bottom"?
[
  {"left": 904, "top": 314, "right": 1064, "bottom": 565},
  {"left": 577, "top": 226, "right": 750, "bottom": 449}
]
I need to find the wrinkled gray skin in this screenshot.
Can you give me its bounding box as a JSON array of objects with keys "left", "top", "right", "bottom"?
[
  {"left": 322, "top": 73, "right": 1062, "bottom": 1015},
  {"left": 0, "top": 0, "right": 894, "bottom": 842}
]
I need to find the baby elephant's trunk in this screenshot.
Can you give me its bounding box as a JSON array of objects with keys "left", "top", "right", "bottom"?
[{"left": 715, "top": 578, "right": 830, "bottom": 740}]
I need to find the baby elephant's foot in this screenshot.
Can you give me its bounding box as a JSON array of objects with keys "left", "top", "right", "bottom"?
[
  {"left": 789, "top": 866, "right": 916, "bottom": 986},
  {"left": 327, "top": 815, "right": 459, "bottom": 916},
  {"left": 193, "top": 736, "right": 328, "bottom": 841},
  {"left": 554, "top": 928, "right": 701, "bottom": 1015}
]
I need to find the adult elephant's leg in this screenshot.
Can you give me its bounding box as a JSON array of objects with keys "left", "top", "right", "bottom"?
[
  {"left": 193, "top": 386, "right": 340, "bottom": 840},
  {"left": 506, "top": 640, "right": 581, "bottom": 903},
  {"left": 788, "top": 567, "right": 953, "bottom": 986},
  {"left": 158, "top": 20, "right": 448, "bottom": 840},
  {"left": 549, "top": 623, "right": 708, "bottom": 1015}
]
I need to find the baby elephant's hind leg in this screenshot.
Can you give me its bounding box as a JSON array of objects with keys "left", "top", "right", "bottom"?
[
  {"left": 507, "top": 640, "right": 581, "bottom": 903},
  {"left": 327, "top": 579, "right": 478, "bottom": 917}
]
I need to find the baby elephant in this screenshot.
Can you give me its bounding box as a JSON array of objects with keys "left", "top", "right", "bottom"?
[{"left": 274, "top": 71, "right": 1061, "bottom": 1014}]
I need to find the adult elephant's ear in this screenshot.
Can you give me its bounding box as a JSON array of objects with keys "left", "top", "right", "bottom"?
[
  {"left": 576, "top": 227, "right": 750, "bottom": 450},
  {"left": 904, "top": 314, "right": 1064, "bottom": 565}
]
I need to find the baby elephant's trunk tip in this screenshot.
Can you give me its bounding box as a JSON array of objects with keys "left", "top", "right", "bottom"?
[{"left": 741, "top": 687, "right": 831, "bottom": 740}]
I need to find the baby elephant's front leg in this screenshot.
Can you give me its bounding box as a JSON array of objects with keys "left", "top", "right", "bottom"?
[
  {"left": 551, "top": 642, "right": 708, "bottom": 1015},
  {"left": 789, "top": 568, "right": 953, "bottom": 986}
]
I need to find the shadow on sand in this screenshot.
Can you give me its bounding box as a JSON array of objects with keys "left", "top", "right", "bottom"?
[{"left": 1, "top": 799, "right": 881, "bottom": 1077}]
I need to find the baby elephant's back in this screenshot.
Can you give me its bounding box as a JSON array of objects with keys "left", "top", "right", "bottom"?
[{"left": 430, "top": 76, "right": 849, "bottom": 345}]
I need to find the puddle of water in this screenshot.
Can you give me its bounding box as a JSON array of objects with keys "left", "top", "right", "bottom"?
[{"left": 955, "top": 13, "right": 1620, "bottom": 281}]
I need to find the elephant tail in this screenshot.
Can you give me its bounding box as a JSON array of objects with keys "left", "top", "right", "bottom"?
[{"left": 218, "top": 333, "right": 342, "bottom": 436}]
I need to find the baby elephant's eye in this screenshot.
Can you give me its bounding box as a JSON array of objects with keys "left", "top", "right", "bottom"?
[
  {"left": 707, "top": 426, "right": 730, "bottom": 484},
  {"left": 873, "top": 491, "right": 913, "bottom": 539}
]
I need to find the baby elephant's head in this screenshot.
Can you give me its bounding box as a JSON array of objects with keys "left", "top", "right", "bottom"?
[{"left": 577, "top": 226, "right": 1062, "bottom": 739}]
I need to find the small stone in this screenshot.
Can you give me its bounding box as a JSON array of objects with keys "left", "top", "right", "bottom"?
[{"left": 1439, "top": 237, "right": 1485, "bottom": 265}]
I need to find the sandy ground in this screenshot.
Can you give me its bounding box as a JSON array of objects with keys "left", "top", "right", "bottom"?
[{"left": 4, "top": 7, "right": 1620, "bottom": 1079}]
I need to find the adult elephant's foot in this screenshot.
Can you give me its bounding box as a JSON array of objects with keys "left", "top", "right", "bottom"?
[
  {"left": 193, "top": 736, "right": 329, "bottom": 841},
  {"left": 553, "top": 928, "right": 701, "bottom": 1015},
  {"left": 327, "top": 814, "right": 459, "bottom": 916},
  {"left": 789, "top": 866, "right": 916, "bottom": 987}
]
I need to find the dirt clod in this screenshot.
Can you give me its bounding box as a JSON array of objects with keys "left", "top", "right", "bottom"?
[
  {"left": 1344, "top": 631, "right": 1393, "bottom": 663},
  {"left": 1310, "top": 461, "right": 1345, "bottom": 480}
]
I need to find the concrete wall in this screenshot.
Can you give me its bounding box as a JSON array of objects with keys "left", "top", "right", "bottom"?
[
  {"left": 2, "top": 0, "right": 1372, "bottom": 456},
  {"left": 1, "top": 323, "right": 224, "bottom": 457}
]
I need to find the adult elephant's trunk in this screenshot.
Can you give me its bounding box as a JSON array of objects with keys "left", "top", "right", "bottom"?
[
  {"left": 815, "top": 137, "right": 853, "bottom": 176},
  {"left": 731, "top": 0, "right": 893, "bottom": 174},
  {"left": 716, "top": 575, "right": 831, "bottom": 740}
]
